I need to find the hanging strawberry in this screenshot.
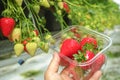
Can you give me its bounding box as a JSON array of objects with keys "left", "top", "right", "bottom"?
[
  {"left": 39, "top": 41, "right": 49, "bottom": 53},
  {"left": 22, "top": 39, "right": 29, "bottom": 52},
  {"left": 44, "top": 34, "right": 55, "bottom": 44},
  {"left": 11, "top": 28, "right": 21, "bottom": 42},
  {"left": 63, "top": 2, "right": 70, "bottom": 13},
  {"left": 32, "top": 37, "right": 41, "bottom": 47},
  {"left": 14, "top": 43, "right": 24, "bottom": 56},
  {"left": 26, "top": 42, "right": 37, "bottom": 56},
  {"left": 33, "top": 4, "right": 40, "bottom": 14},
  {"left": 58, "top": 1, "right": 70, "bottom": 13},
  {"left": 40, "top": 0, "right": 50, "bottom": 8},
  {"left": 58, "top": 2, "right": 63, "bottom": 9},
  {"left": 33, "top": 29, "right": 39, "bottom": 36},
  {"left": 15, "top": 0, "right": 23, "bottom": 6},
  {"left": 0, "top": 17, "right": 15, "bottom": 37}
]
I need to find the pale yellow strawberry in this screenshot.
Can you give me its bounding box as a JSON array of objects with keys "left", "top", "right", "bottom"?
[
  {"left": 33, "top": 4, "right": 40, "bottom": 14},
  {"left": 15, "top": 0, "right": 23, "bottom": 6},
  {"left": 26, "top": 42, "right": 37, "bottom": 56},
  {"left": 32, "top": 37, "right": 41, "bottom": 47},
  {"left": 14, "top": 43, "right": 24, "bottom": 56},
  {"left": 12, "top": 28, "right": 21, "bottom": 42},
  {"left": 58, "top": 2, "right": 63, "bottom": 9},
  {"left": 45, "top": 34, "right": 52, "bottom": 40},
  {"left": 45, "top": 34, "right": 55, "bottom": 44},
  {"left": 40, "top": 0, "right": 50, "bottom": 8}
]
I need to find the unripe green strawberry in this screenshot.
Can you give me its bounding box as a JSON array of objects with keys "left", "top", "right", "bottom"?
[
  {"left": 49, "top": 1, "right": 54, "bottom": 6},
  {"left": 43, "top": 42, "right": 49, "bottom": 52},
  {"left": 39, "top": 41, "right": 49, "bottom": 53},
  {"left": 44, "top": 34, "right": 55, "bottom": 44},
  {"left": 33, "top": 4, "right": 40, "bottom": 14},
  {"left": 56, "top": 10, "right": 62, "bottom": 15},
  {"left": 40, "top": 0, "right": 50, "bottom": 8},
  {"left": 14, "top": 43, "right": 24, "bottom": 56},
  {"left": 39, "top": 41, "right": 45, "bottom": 49},
  {"left": 45, "top": 34, "right": 52, "bottom": 40},
  {"left": 32, "top": 37, "right": 41, "bottom": 47},
  {"left": 58, "top": 2, "right": 63, "bottom": 9},
  {"left": 15, "top": 0, "right": 23, "bottom": 6},
  {"left": 11, "top": 28, "right": 21, "bottom": 42},
  {"left": 26, "top": 42, "right": 37, "bottom": 56}
]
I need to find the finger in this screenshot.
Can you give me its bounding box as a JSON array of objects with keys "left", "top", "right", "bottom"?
[
  {"left": 60, "top": 66, "right": 70, "bottom": 76},
  {"left": 61, "top": 66, "right": 78, "bottom": 80},
  {"left": 61, "top": 74, "right": 74, "bottom": 80},
  {"left": 47, "top": 53, "right": 60, "bottom": 73},
  {"left": 89, "top": 70, "right": 102, "bottom": 80}
]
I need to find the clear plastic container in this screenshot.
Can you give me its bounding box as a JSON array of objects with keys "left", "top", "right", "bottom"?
[{"left": 49, "top": 25, "right": 112, "bottom": 80}]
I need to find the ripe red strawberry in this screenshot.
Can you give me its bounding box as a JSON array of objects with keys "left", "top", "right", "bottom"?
[
  {"left": 80, "top": 50, "right": 95, "bottom": 70},
  {"left": 84, "top": 54, "right": 105, "bottom": 80},
  {"left": 22, "top": 40, "right": 28, "bottom": 46},
  {"left": 0, "top": 17, "right": 15, "bottom": 37},
  {"left": 80, "top": 37, "right": 97, "bottom": 51},
  {"left": 60, "top": 38, "right": 81, "bottom": 59},
  {"left": 92, "top": 54, "right": 105, "bottom": 70},
  {"left": 22, "top": 38, "right": 31, "bottom": 52},
  {"left": 63, "top": 2, "right": 70, "bottom": 13},
  {"left": 33, "top": 30, "right": 39, "bottom": 36},
  {"left": 85, "top": 50, "right": 95, "bottom": 61}
]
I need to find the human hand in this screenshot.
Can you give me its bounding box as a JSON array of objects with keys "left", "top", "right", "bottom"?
[{"left": 44, "top": 53, "right": 102, "bottom": 80}]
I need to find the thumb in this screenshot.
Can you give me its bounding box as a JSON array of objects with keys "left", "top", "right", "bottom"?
[{"left": 47, "top": 53, "right": 60, "bottom": 73}]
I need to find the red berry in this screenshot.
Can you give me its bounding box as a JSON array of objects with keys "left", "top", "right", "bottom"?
[
  {"left": 0, "top": 17, "right": 15, "bottom": 37},
  {"left": 80, "top": 37, "right": 97, "bottom": 51},
  {"left": 60, "top": 38, "right": 81, "bottom": 58}
]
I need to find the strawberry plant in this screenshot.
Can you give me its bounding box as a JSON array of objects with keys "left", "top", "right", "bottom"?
[
  {"left": 0, "top": 0, "right": 117, "bottom": 59},
  {"left": 0, "top": 0, "right": 52, "bottom": 56}
]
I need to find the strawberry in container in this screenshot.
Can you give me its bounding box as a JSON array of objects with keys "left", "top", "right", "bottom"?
[{"left": 49, "top": 25, "right": 112, "bottom": 80}]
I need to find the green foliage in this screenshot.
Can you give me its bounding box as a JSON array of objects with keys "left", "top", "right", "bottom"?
[{"left": 67, "top": 0, "right": 120, "bottom": 32}]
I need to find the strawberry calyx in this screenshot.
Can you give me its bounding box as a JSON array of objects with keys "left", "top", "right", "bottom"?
[
  {"left": 80, "top": 37, "right": 97, "bottom": 51},
  {"left": 82, "top": 43, "right": 95, "bottom": 51},
  {"left": 73, "top": 51, "right": 86, "bottom": 62},
  {"left": 73, "top": 50, "right": 95, "bottom": 63}
]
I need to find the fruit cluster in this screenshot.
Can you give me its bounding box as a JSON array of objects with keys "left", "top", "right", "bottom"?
[{"left": 0, "top": 0, "right": 55, "bottom": 56}]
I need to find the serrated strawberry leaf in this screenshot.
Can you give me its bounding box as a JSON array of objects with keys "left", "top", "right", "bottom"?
[{"left": 73, "top": 51, "right": 86, "bottom": 62}]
